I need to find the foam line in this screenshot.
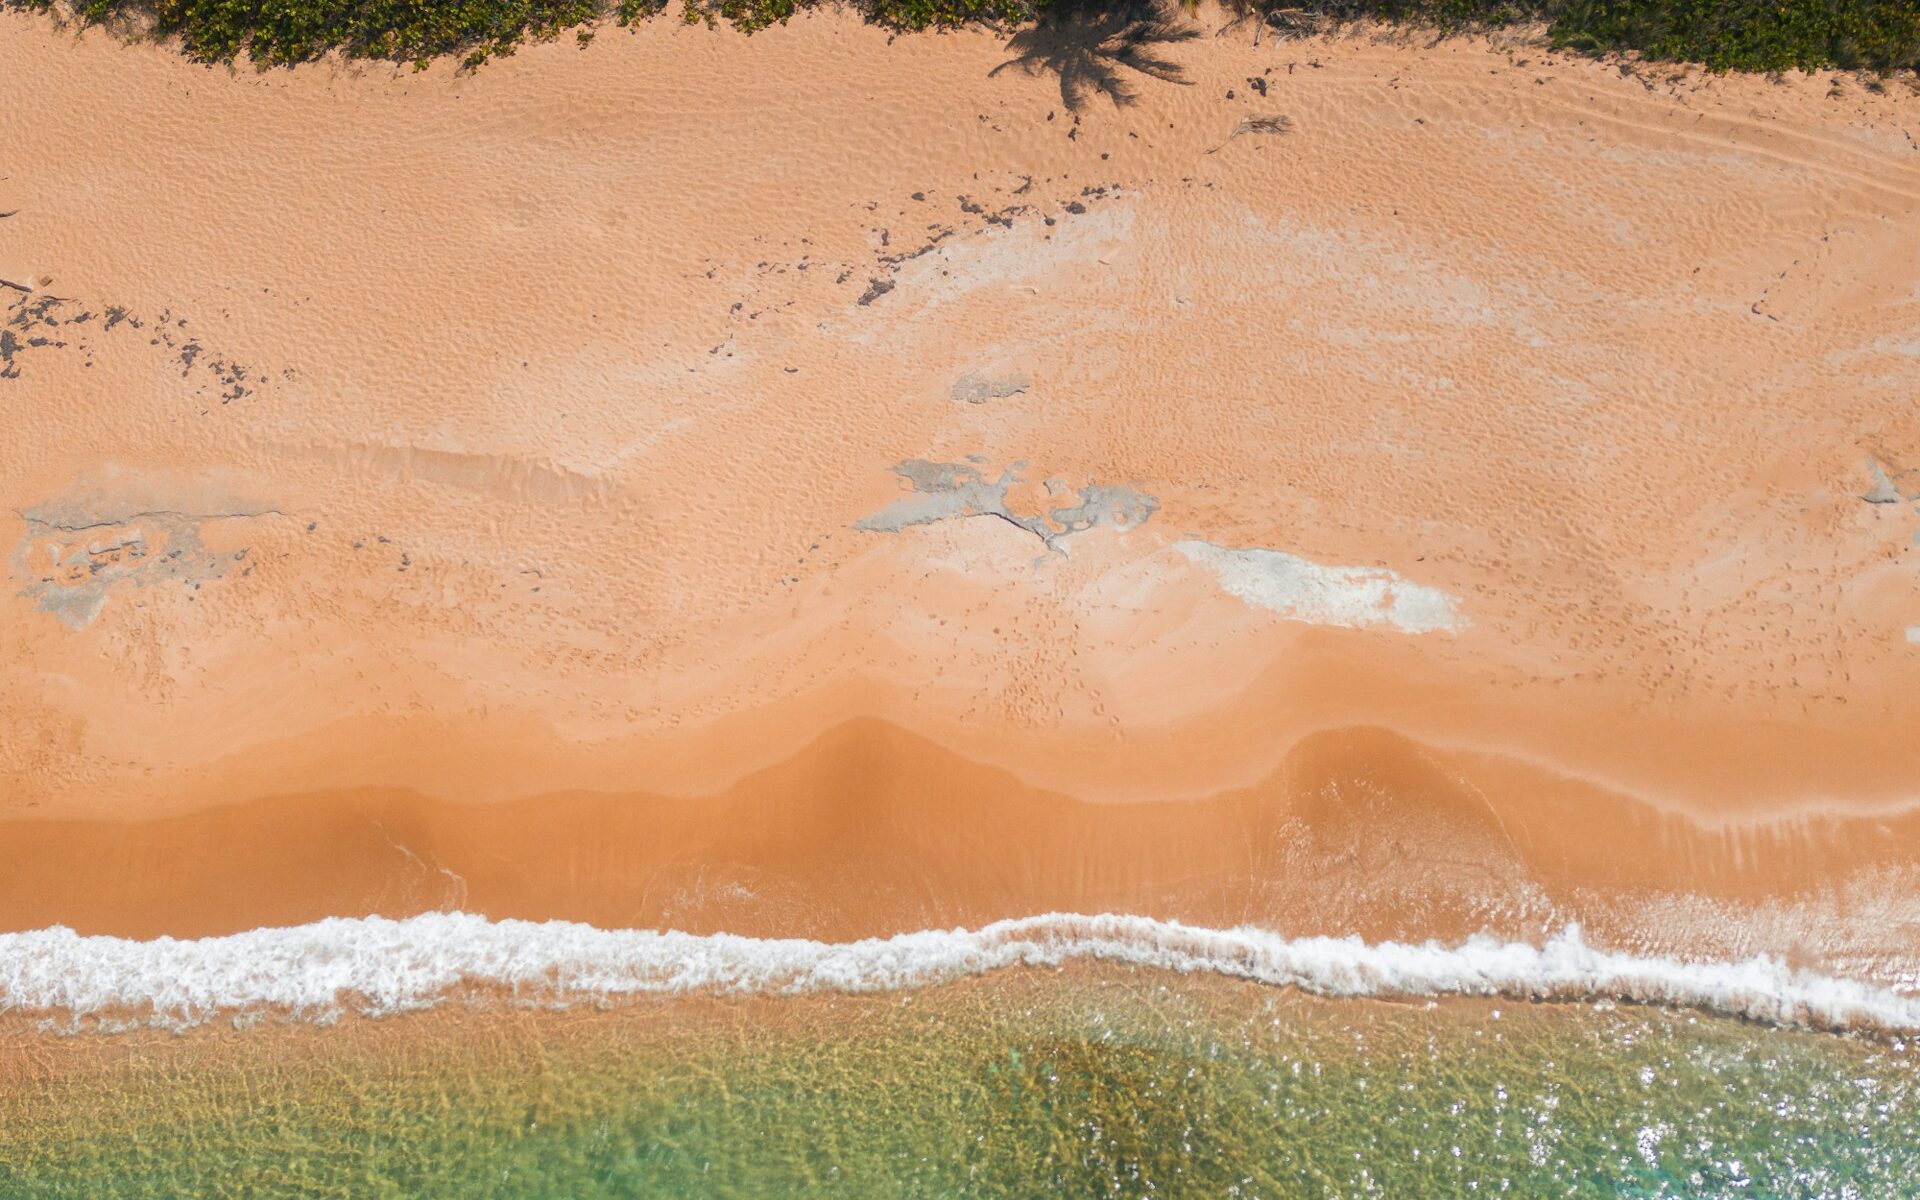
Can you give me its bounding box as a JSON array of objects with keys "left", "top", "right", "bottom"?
[{"left": 3, "top": 913, "right": 1917, "bottom": 1034}]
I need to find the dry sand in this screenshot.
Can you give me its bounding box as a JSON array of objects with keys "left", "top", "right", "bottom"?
[{"left": 2, "top": 11, "right": 1919, "bottom": 975}]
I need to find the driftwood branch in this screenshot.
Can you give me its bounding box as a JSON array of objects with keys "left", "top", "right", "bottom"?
[{"left": 1206, "top": 114, "right": 1294, "bottom": 154}]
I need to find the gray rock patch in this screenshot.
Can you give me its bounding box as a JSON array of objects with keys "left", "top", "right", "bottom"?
[
  {"left": 950, "top": 371, "right": 1031, "bottom": 405},
  {"left": 1864, "top": 459, "right": 1903, "bottom": 504},
  {"left": 854, "top": 458, "right": 1155, "bottom": 553},
  {"left": 13, "top": 504, "right": 280, "bottom": 628},
  {"left": 1863, "top": 457, "right": 1919, "bottom": 505}
]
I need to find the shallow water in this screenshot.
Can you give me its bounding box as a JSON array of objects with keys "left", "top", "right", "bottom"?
[{"left": 3, "top": 964, "right": 1916, "bottom": 1198}]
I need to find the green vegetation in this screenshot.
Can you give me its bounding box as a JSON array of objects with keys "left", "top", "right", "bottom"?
[
  {"left": 1269, "top": 0, "right": 1918, "bottom": 74},
  {"left": 1257, "top": 0, "right": 1919, "bottom": 73},
  {"left": 9, "top": 0, "right": 1040, "bottom": 66},
  {"left": 1549, "top": 0, "right": 1920, "bottom": 72},
  {"left": 7, "top": 0, "right": 1918, "bottom": 77}
]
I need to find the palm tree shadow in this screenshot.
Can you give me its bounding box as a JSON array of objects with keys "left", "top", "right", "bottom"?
[{"left": 989, "top": 0, "right": 1200, "bottom": 112}]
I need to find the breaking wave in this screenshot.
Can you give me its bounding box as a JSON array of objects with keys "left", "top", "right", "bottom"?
[{"left": 4, "top": 912, "right": 1918, "bottom": 1034}]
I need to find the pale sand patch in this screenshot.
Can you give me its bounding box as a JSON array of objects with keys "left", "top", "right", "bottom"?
[{"left": 1176, "top": 539, "right": 1462, "bottom": 633}]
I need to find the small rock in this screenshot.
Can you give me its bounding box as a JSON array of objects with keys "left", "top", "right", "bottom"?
[{"left": 1863, "top": 459, "right": 1902, "bottom": 504}]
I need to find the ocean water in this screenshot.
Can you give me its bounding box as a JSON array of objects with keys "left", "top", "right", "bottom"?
[{"left": 3, "top": 919, "right": 1918, "bottom": 1197}]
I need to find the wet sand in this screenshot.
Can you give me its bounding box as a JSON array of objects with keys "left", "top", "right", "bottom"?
[
  {"left": 3, "top": 11, "right": 1919, "bottom": 970},
  {"left": 6, "top": 716, "right": 1920, "bottom": 975}
]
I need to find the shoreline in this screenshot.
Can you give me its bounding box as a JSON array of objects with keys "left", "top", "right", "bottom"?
[{"left": 7, "top": 910, "right": 1920, "bottom": 1036}]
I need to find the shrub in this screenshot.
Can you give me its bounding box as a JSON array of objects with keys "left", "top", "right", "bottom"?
[{"left": 9, "top": 0, "right": 1918, "bottom": 74}]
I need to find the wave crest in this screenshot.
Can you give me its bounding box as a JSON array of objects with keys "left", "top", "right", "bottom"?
[{"left": 4, "top": 913, "right": 1917, "bottom": 1034}]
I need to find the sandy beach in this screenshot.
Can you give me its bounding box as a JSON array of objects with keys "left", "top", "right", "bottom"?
[{"left": 3, "top": 10, "right": 1919, "bottom": 979}]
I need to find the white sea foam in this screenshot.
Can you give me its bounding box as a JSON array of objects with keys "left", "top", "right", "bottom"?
[{"left": 3, "top": 913, "right": 1916, "bottom": 1035}]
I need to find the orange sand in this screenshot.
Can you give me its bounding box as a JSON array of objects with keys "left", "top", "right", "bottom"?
[{"left": 2, "top": 12, "right": 1918, "bottom": 971}]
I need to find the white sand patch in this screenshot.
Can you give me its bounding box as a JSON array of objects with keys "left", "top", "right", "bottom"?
[
  {"left": 1176, "top": 539, "right": 1462, "bottom": 633},
  {"left": 889, "top": 202, "right": 1136, "bottom": 313}
]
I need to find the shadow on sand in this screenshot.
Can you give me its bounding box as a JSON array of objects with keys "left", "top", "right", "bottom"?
[{"left": 990, "top": 0, "right": 1200, "bottom": 110}]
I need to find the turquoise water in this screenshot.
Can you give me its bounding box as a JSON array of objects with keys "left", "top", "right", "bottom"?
[{"left": 2, "top": 964, "right": 1916, "bottom": 1197}]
